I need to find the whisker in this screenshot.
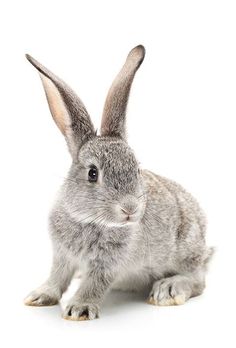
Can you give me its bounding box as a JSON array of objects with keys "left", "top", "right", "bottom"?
[
  {"left": 70, "top": 206, "right": 108, "bottom": 216},
  {"left": 76, "top": 195, "right": 107, "bottom": 203},
  {"left": 75, "top": 213, "right": 97, "bottom": 224},
  {"left": 84, "top": 212, "right": 106, "bottom": 226}
]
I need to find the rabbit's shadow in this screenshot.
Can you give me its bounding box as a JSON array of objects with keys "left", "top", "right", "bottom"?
[
  {"left": 101, "top": 289, "right": 149, "bottom": 317},
  {"left": 29, "top": 280, "right": 150, "bottom": 320},
  {"left": 62, "top": 279, "right": 148, "bottom": 316}
]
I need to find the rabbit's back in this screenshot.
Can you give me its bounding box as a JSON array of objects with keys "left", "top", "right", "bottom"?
[
  {"left": 141, "top": 170, "right": 209, "bottom": 273},
  {"left": 142, "top": 169, "right": 207, "bottom": 236}
]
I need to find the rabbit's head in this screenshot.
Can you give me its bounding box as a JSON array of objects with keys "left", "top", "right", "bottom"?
[{"left": 26, "top": 45, "right": 146, "bottom": 227}]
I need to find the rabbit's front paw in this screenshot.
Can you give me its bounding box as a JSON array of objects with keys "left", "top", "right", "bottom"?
[
  {"left": 63, "top": 302, "right": 99, "bottom": 321},
  {"left": 24, "top": 290, "right": 59, "bottom": 306},
  {"left": 148, "top": 276, "right": 191, "bottom": 306}
]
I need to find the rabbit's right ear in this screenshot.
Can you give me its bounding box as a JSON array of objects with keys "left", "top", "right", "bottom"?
[
  {"left": 26, "top": 54, "right": 95, "bottom": 160},
  {"left": 100, "top": 45, "right": 145, "bottom": 139}
]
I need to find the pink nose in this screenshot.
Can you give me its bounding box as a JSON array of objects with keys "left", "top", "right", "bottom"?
[{"left": 120, "top": 206, "right": 138, "bottom": 216}]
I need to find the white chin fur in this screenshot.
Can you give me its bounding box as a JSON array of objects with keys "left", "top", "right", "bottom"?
[{"left": 102, "top": 220, "right": 139, "bottom": 228}]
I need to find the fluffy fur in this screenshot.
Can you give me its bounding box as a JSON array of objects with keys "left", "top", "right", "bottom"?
[{"left": 24, "top": 45, "right": 213, "bottom": 320}]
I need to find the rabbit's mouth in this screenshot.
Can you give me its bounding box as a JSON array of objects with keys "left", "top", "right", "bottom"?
[
  {"left": 114, "top": 194, "right": 146, "bottom": 225},
  {"left": 120, "top": 219, "right": 140, "bottom": 226},
  {"left": 119, "top": 211, "right": 141, "bottom": 225},
  {"left": 110, "top": 202, "right": 145, "bottom": 227}
]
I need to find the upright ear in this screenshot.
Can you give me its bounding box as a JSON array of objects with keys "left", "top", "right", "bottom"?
[
  {"left": 26, "top": 54, "right": 95, "bottom": 160},
  {"left": 100, "top": 45, "right": 145, "bottom": 139}
]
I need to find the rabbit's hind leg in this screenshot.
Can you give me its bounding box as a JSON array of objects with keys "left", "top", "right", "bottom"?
[{"left": 147, "top": 270, "right": 205, "bottom": 306}]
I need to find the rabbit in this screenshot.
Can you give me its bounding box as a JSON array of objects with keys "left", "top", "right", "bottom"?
[{"left": 24, "top": 45, "right": 213, "bottom": 321}]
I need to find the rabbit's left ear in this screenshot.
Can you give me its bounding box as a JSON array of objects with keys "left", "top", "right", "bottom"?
[{"left": 26, "top": 54, "right": 95, "bottom": 160}]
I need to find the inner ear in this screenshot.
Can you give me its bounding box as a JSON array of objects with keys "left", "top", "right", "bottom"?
[
  {"left": 26, "top": 53, "right": 96, "bottom": 160},
  {"left": 40, "top": 74, "right": 71, "bottom": 135}
]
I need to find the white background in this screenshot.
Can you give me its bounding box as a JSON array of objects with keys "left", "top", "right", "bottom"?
[{"left": 0, "top": 0, "right": 235, "bottom": 347}]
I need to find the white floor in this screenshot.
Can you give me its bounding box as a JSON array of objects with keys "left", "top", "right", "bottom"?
[{"left": 2, "top": 249, "right": 234, "bottom": 348}]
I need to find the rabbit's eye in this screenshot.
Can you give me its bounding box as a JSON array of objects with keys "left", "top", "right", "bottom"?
[{"left": 88, "top": 166, "right": 98, "bottom": 183}]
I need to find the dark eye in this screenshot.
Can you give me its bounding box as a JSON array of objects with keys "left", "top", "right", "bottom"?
[{"left": 88, "top": 166, "right": 98, "bottom": 183}]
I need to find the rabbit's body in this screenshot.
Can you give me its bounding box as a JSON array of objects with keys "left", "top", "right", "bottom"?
[
  {"left": 49, "top": 165, "right": 209, "bottom": 294},
  {"left": 24, "top": 46, "right": 213, "bottom": 320},
  {"left": 112, "top": 169, "right": 209, "bottom": 292}
]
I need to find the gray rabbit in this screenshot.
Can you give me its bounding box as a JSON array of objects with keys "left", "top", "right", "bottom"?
[{"left": 24, "top": 45, "right": 213, "bottom": 320}]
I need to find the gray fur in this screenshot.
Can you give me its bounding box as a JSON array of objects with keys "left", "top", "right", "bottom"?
[
  {"left": 24, "top": 46, "right": 213, "bottom": 320},
  {"left": 101, "top": 45, "right": 145, "bottom": 139},
  {"left": 25, "top": 54, "right": 95, "bottom": 159}
]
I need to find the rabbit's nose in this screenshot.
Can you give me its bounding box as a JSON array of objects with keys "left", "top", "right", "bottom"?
[
  {"left": 120, "top": 206, "right": 138, "bottom": 216},
  {"left": 120, "top": 195, "right": 139, "bottom": 219}
]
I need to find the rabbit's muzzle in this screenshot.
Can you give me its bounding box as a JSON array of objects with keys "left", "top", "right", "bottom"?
[{"left": 116, "top": 195, "right": 145, "bottom": 225}]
